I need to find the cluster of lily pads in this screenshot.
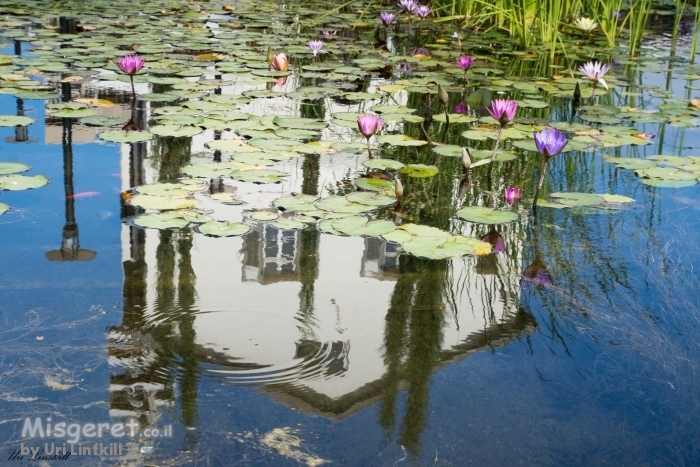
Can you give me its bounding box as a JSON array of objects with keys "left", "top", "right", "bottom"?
[
  {"left": 0, "top": 0, "right": 697, "bottom": 259},
  {"left": 0, "top": 161, "right": 49, "bottom": 215}
]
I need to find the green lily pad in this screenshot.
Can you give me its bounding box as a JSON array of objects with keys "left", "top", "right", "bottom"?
[
  {"left": 399, "top": 164, "right": 439, "bottom": 178},
  {"left": 548, "top": 192, "right": 605, "bottom": 206},
  {"left": 135, "top": 183, "right": 192, "bottom": 197},
  {"left": 456, "top": 206, "right": 519, "bottom": 224},
  {"left": 209, "top": 193, "right": 243, "bottom": 205},
  {"left": 599, "top": 194, "right": 635, "bottom": 203},
  {"left": 0, "top": 115, "right": 35, "bottom": 126},
  {"left": 315, "top": 196, "right": 375, "bottom": 214},
  {"left": 134, "top": 212, "right": 190, "bottom": 229},
  {"left": 638, "top": 167, "right": 697, "bottom": 181},
  {"left": 80, "top": 116, "right": 129, "bottom": 127},
  {"left": 150, "top": 124, "right": 203, "bottom": 138},
  {"left": 0, "top": 174, "right": 48, "bottom": 190},
  {"left": 99, "top": 130, "right": 153, "bottom": 143},
  {"left": 378, "top": 134, "right": 428, "bottom": 147},
  {"left": 354, "top": 177, "right": 394, "bottom": 194},
  {"left": 363, "top": 158, "right": 405, "bottom": 170},
  {"left": 605, "top": 157, "right": 657, "bottom": 170},
  {"left": 639, "top": 179, "right": 697, "bottom": 188},
  {"left": 271, "top": 218, "right": 307, "bottom": 230},
  {"left": 273, "top": 194, "right": 319, "bottom": 212},
  {"left": 206, "top": 139, "right": 261, "bottom": 152},
  {"left": 0, "top": 162, "right": 30, "bottom": 175},
  {"left": 129, "top": 194, "right": 197, "bottom": 210},
  {"left": 319, "top": 219, "right": 345, "bottom": 235},
  {"left": 251, "top": 211, "right": 279, "bottom": 221},
  {"left": 230, "top": 169, "right": 287, "bottom": 184},
  {"left": 197, "top": 221, "right": 251, "bottom": 237},
  {"left": 331, "top": 216, "right": 396, "bottom": 237},
  {"left": 345, "top": 192, "right": 396, "bottom": 206},
  {"left": 0, "top": 202, "right": 8, "bottom": 215}
]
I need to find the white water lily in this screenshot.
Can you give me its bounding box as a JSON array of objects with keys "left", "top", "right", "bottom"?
[{"left": 574, "top": 17, "right": 598, "bottom": 32}]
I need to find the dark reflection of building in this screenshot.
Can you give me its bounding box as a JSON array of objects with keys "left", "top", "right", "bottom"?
[
  {"left": 242, "top": 223, "right": 301, "bottom": 284},
  {"left": 361, "top": 237, "right": 400, "bottom": 280}
]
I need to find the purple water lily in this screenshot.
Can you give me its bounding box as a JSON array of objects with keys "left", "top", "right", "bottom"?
[
  {"left": 117, "top": 54, "right": 145, "bottom": 76},
  {"left": 414, "top": 5, "right": 431, "bottom": 17},
  {"left": 308, "top": 40, "right": 324, "bottom": 57},
  {"left": 397, "top": 63, "right": 413, "bottom": 73},
  {"left": 380, "top": 12, "right": 396, "bottom": 26},
  {"left": 398, "top": 0, "right": 418, "bottom": 11},
  {"left": 412, "top": 47, "right": 429, "bottom": 56},
  {"left": 578, "top": 60, "right": 611, "bottom": 90},
  {"left": 486, "top": 98, "right": 518, "bottom": 127},
  {"left": 504, "top": 186, "right": 522, "bottom": 205},
  {"left": 534, "top": 128, "right": 568, "bottom": 159},
  {"left": 457, "top": 55, "right": 473, "bottom": 71},
  {"left": 322, "top": 29, "right": 337, "bottom": 36},
  {"left": 454, "top": 102, "right": 468, "bottom": 114}
]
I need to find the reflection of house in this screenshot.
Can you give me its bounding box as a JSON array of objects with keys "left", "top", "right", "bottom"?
[
  {"left": 242, "top": 223, "right": 301, "bottom": 284},
  {"left": 45, "top": 100, "right": 133, "bottom": 144},
  {"left": 360, "top": 237, "right": 399, "bottom": 280}
]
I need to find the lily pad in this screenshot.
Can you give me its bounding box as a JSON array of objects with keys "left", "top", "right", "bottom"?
[
  {"left": 128, "top": 194, "right": 197, "bottom": 210},
  {"left": 0, "top": 174, "right": 48, "bottom": 190},
  {"left": 273, "top": 194, "right": 319, "bottom": 212},
  {"left": 197, "top": 221, "right": 251, "bottom": 237},
  {"left": 99, "top": 130, "right": 153, "bottom": 143},
  {"left": 315, "top": 196, "right": 374, "bottom": 214},
  {"left": 272, "top": 218, "right": 307, "bottom": 230},
  {"left": 0, "top": 202, "right": 8, "bottom": 215},
  {"left": 363, "top": 158, "right": 405, "bottom": 170},
  {"left": 0, "top": 162, "right": 30, "bottom": 175},
  {"left": 135, "top": 183, "right": 192, "bottom": 197},
  {"left": 548, "top": 192, "right": 605, "bottom": 206},
  {"left": 331, "top": 216, "right": 396, "bottom": 237},
  {"left": 456, "top": 206, "right": 519, "bottom": 224},
  {"left": 150, "top": 124, "right": 203, "bottom": 138},
  {"left": 400, "top": 164, "right": 439, "bottom": 178},
  {"left": 230, "top": 169, "right": 287, "bottom": 184},
  {"left": 378, "top": 134, "right": 428, "bottom": 147},
  {"left": 80, "top": 116, "right": 129, "bottom": 127},
  {"left": 134, "top": 212, "right": 190, "bottom": 229},
  {"left": 251, "top": 211, "right": 279, "bottom": 221},
  {"left": 345, "top": 192, "right": 396, "bottom": 206},
  {"left": 355, "top": 177, "right": 394, "bottom": 194},
  {"left": 0, "top": 115, "right": 35, "bottom": 126}
]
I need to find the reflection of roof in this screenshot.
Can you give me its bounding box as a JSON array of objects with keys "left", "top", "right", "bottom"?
[{"left": 241, "top": 223, "right": 302, "bottom": 285}]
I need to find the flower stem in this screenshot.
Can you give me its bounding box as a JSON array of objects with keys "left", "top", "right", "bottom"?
[
  {"left": 366, "top": 138, "right": 373, "bottom": 159},
  {"left": 589, "top": 81, "right": 597, "bottom": 106},
  {"left": 407, "top": 15, "right": 411, "bottom": 38},
  {"left": 532, "top": 158, "right": 550, "bottom": 225},
  {"left": 486, "top": 126, "right": 503, "bottom": 183}
]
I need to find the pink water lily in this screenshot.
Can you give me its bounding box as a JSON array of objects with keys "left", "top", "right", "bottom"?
[
  {"left": 357, "top": 114, "right": 383, "bottom": 158},
  {"left": 457, "top": 55, "right": 473, "bottom": 71},
  {"left": 486, "top": 98, "right": 518, "bottom": 127},
  {"left": 482, "top": 229, "right": 505, "bottom": 254},
  {"left": 117, "top": 54, "right": 145, "bottom": 76},
  {"left": 308, "top": 40, "right": 324, "bottom": 57},
  {"left": 533, "top": 128, "right": 568, "bottom": 158},
  {"left": 521, "top": 259, "right": 553, "bottom": 287},
  {"left": 322, "top": 30, "right": 337, "bottom": 36},
  {"left": 270, "top": 53, "right": 288, "bottom": 71},
  {"left": 454, "top": 102, "right": 468, "bottom": 114}
]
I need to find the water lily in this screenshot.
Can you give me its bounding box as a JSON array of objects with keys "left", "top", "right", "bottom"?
[
  {"left": 521, "top": 258, "right": 553, "bottom": 287},
  {"left": 308, "top": 40, "right": 324, "bottom": 57},
  {"left": 481, "top": 229, "right": 505, "bottom": 254},
  {"left": 454, "top": 101, "right": 468, "bottom": 114},
  {"left": 117, "top": 54, "right": 145, "bottom": 76},
  {"left": 504, "top": 186, "right": 522, "bottom": 205},
  {"left": 117, "top": 54, "right": 145, "bottom": 104},
  {"left": 534, "top": 127, "right": 568, "bottom": 159},
  {"left": 270, "top": 53, "right": 288, "bottom": 71},
  {"left": 380, "top": 12, "right": 396, "bottom": 26},
  {"left": 322, "top": 29, "right": 337, "bottom": 36},
  {"left": 486, "top": 98, "right": 518, "bottom": 127},
  {"left": 457, "top": 55, "right": 472, "bottom": 70},
  {"left": 485, "top": 98, "right": 517, "bottom": 181},
  {"left": 398, "top": 0, "right": 418, "bottom": 12},
  {"left": 397, "top": 63, "right": 412, "bottom": 73},
  {"left": 414, "top": 5, "right": 431, "bottom": 17},
  {"left": 357, "top": 114, "right": 383, "bottom": 158},
  {"left": 532, "top": 128, "right": 568, "bottom": 218},
  {"left": 412, "top": 47, "right": 429, "bottom": 57},
  {"left": 578, "top": 60, "right": 611, "bottom": 102},
  {"left": 574, "top": 17, "right": 598, "bottom": 32}
]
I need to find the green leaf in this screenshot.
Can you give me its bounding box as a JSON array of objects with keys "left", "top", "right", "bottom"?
[
  {"left": 150, "top": 124, "right": 203, "bottom": 137},
  {"left": 99, "top": 130, "right": 153, "bottom": 143},
  {"left": 0, "top": 115, "right": 35, "bottom": 126},
  {"left": 0, "top": 202, "right": 9, "bottom": 215},
  {"left": 0, "top": 174, "right": 49, "bottom": 190},
  {"left": 456, "top": 206, "right": 519, "bottom": 224},
  {"left": 129, "top": 194, "right": 197, "bottom": 210},
  {"left": 0, "top": 162, "right": 30, "bottom": 175},
  {"left": 378, "top": 134, "right": 428, "bottom": 147},
  {"left": 345, "top": 192, "right": 396, "bottom": 206},
  {"left": 331, "top": 216, "right": 397, "bottom": 237},
  {"left": 230, "top": 169, "right": 287, "bottom": 184},
  {"left": 315, "top": 196, "right": 375, "bottom": 214},
  {"left": 548, "top": 192, "right": 605, "bottom": 206},
  {"left": 197, "top": 221, "right": 251, "bottom": 237},
  {"left": 273, "top": 194, "right": 319, "bottom": 212},
  {"left": 399, "top": 164, "right": 439, "bottom": 178},
  {"left": 134, "top": 212, "right": 190, "bottom": 229},
  {"left": 363, "top": 158, "right": 405, "bottom": 170}
]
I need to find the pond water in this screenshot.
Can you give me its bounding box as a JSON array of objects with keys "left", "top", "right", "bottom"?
[{"left": 1, "top": 1, "right": 700, "bottom": 466}]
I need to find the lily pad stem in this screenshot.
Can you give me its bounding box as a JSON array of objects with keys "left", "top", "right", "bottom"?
[
  {"left": 532, "top": 157, "right": 550, "bottom": 225},
  {"left": 486, "top": 126, "right": 503, "bottom": 182}
]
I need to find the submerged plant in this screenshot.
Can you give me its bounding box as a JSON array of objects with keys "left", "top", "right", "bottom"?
[
  {"left": 532, "top": 128, "right": 568, "bottom": 219},
  {"left": 116, "top": 54, "right": 144, "bottom": 101},
  {"left": 308, "top": 40, "right": 324, "bottom": 57},
  {"left": 357, "top": 114, "right": 383, "bottom": 158},
  {"left": 485, "top": 98, "right": 517, "bottom": 180},
  {"left": 578, "top": 60, "right": 611, "bottom": 103}
]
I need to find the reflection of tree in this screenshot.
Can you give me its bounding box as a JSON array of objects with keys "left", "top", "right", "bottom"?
[
  {"left": 151, "top": 136, "right": 193, "bottom": 182},
  {"left": 379, "top": 255, "right": 447, "bottom": 456}
]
